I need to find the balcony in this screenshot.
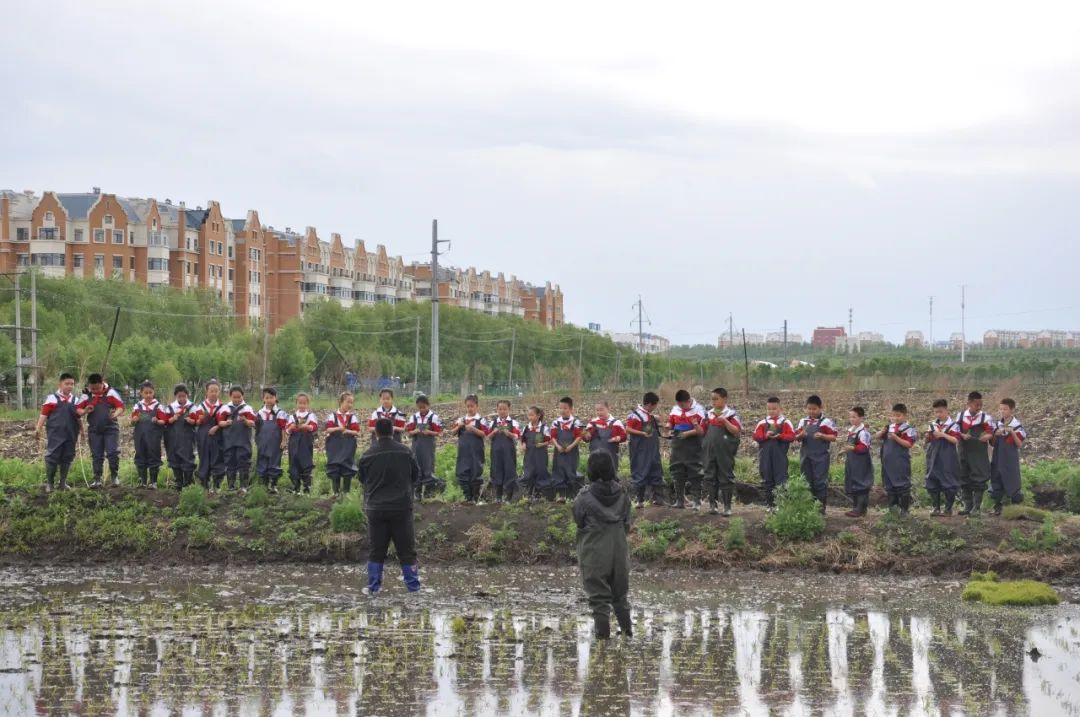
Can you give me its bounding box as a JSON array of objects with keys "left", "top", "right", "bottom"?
[{"left": 147, "top": 231, "right": 169, "bottom": 248}]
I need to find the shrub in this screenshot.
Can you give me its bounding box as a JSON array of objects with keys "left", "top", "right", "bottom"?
[
  {"left": 723, "top": 517, "right": 748, "bottom": 551},
  {"left": 766, "top": 479, "right": 825, "bottom": 541},
  {"left": 172, "top": 516, "right": 215, "bottom": 548},
  {"left": 330, "top": 499, "right": 366, "bottom": 533},
  {"left": 245, "top": 485, "right": 270, "bottom": 508},
  {"left": 962, "top": 572, "right": 1059, "bottom": 606},
  {"left": 177, "top": 485, "right": 210, "bottom": 517}
]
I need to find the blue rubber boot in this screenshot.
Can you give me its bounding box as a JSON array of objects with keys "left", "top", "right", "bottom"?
[
  {"left": 366, "top": 562, "right": 384, "bottom": 594},
  {"left": 401, "top": 564, "right": 421, "bottom": 593}
]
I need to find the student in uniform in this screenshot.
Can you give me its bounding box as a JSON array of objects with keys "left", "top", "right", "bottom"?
[
  {"left": 35, "top": 372, "right": 80, "bottom": 494},
  {"left": 956, "top": 391, "right": 994, "bottom": 516},
  {"left": 75, "top": 373, "right": 124, "bottom": 488},
  {"left": 584, "top": 401, "right": 627, "bottom": 476},
  {"left": 924, "top": 399, "right": 961, "bottom": 516},
  {"left": 841, "top": 407, "right": 874, "bottom": 517},
  {"left": 625, "top": 392, "right": 664, "bottom": 508},
  {"left": 990, "top": 398, "right": 1027, "bottom": 515},
  {"left": 875, "top": 403, "right": 917, "bottom": 515},
  {"left": 325, "top": 391, "right": 361, "bottom": 498},
  {"left": 573, "top": 451, "right": 633, "bottom": 639},
  {"left": 487, "top": 399, "right": 521, "bottom": 503},
  {"left": 193, "top": 380, "right": 226, "bottom": 493},
  {"left": 164, "top": 384, "right": 197, "bottom": 490},
  {"left": 521, "top": 406, "right": 552, "bottom": 501},
  {"left": 702, "top": 387, "right": 741, "bottom": 516},
  {"left": 405, "top": 395, "right": 443, "bottom": 500},
  {"left": 369, "top": 389, "right": 407, "bottom": 443},
  {"left": 793, "top": 395, "right": 838, "bottom": 512},
  {"left": 450, "top": 394, "right": 488, "bottom": 504},
  {"left": 130, "top": 381, "right": 168, "bottom": 489},
  {"left": 286, "top": 392, "right": 318, "bottom": 494},
  {"left": 752, "top": 397, "right": 796, "bottom": 510},
  {"left": 218, "top": 386, "right": 257, "bottom": 494},
  {"left": 254, "top": 387, "right": 289, "bottom": 493},
  {"left": 550, "top": 397, "right": 585, "bottom": 502},
  {"left": 667, "top": 389, "right": 707, "bottom": 510}
]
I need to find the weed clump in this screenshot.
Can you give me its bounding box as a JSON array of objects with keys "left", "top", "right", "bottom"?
[
  {"left": 1000, "top": 505, "right": 1050, "bottom": 522},
  {"left": 177, "top": 485, "right": 210, "bottom": 517},
  {"left": 330, "top": 500, "right": 366, "bottom": 533},
  {"left": 632, "top": 519, "right": 681, "bottom": 560},
  {"left": 723, "top": 518, "right": 748, "bottom": 551},
  {"left": 172, "top": 516, "right": 215, "bottom": 548},
  {"left": 245, "top": 485, "right": 270, "bottom": 508},
  {"left": 1008, "top": 517, "right": 1062, "bottom": 552},
  {"left": 766, "top": 479, "right": 825, "bottom": 541},
  {"left": 962, "top": 571, "right": 1059, "bottom": 606}
]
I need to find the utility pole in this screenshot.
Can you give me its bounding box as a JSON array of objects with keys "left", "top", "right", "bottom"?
[
  {"left": 728, "top": 313, "right": 734, "bottom": 357},
  {"left": 783, "top": 319, "right": 788, "bottom": 363},
  {"left": 960, "top": 285, "right": 966, "bottom": 363},
  {"left": 429, "top": 219, "right": 449, "bottom": 396},
  {"left": 260, "top": 304, "right": 270, "bottom": 388},
  {"left": 14, "top": 273, "right": 22, "bottom": 410},
  {"left": 507, "top": 327, "right": 516, "bottom": 390},
  {"left": 633, "top": 295, "right": 646, "bottom": 391},
  {"left": 741, "top": 329, "right": 750, "bottom": 400},
  {"left": 613, "top": 348, "right": 621, "bottom": 389},
  {"left": 577, "top": 334, "right": 584, "bottom": 382},
  {"left": 413, "top": 315, "right": 421, "bottom": 394},
  {"left": 929, "top": 296, "right": 934, "bottom": 351},
  {"left": 30, "top": 271, "right": 38, "bottom": 408},
  {"left": 848, "top": 307, "right": 854, "bottom": 355}
]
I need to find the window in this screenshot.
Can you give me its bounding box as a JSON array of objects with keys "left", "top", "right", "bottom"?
[
  {"left": 94, "top": 255, "right": 104, "bottom": 269},
  {"left": 44, "top": 211, "right": 54, "bottom": 222},
  {"left": 73, "top": 254, "right": 84, "bottom": 269},
  {"left": 38, "top": 228, "right": 59, "bottom": 241},
  {"left": 148, "top": 258, "right": 167, "bottom": 271},
  {"left": 228, "top": 245, "right": 233, "bottom": 259},
  {"left": 112, "top": 231, "right": 123, "bottom": 244},
  {"left": 30, "top": 253, "right": 65, "bottom": 267},
  {"left": 217, "top": 241, "right": 223, "bottom": 255},
  {"left": 228, "top": 268, "right": 234, "bottom": 281},
  {"left": 152, "top": 218, "right": 158, "bottom": 229},
  {"left": 186, "top": 237, "right": 191, "bottom": 251},
  {"left": 186, "top": 261, "right": 192, "bottom": 274},
  {"left": 16, "top": 228, "right": 28, "bottom": 242},
  {"left": 16, "top": 254, "right": 29, "bottom": 267},
  {"left": 195, "top": 263, "right": 199, "bottom": 276},
  {"left": 74, "top": 229, "right": 84, "bottom": 243},
  {"left": 112, "top": 256, "right": 123, "bottom": 269},
  {"left": 129, "top": 256, "right": 135, "bottom": 270},
  {"left": 94, "top": 229, "right": 105, "bottom": 243},
  {"left": 104, "top": 214, "right": 113, "bottom": 226},
  {"left": 128, "top": 231, "right": 134, "bottom": 245}
]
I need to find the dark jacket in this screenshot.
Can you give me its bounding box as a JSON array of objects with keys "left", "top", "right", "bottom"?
[
  {"left": 573, "top": 480, "right": 631, "bottom": 564},
  {"left": 358, "top": 437, "right": 420, "bottom": 511}
]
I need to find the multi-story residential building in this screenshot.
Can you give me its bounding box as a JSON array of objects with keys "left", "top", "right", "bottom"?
[
  {"left": 1, "top": 188, "right": 564, "bottom": 331},
  {"left": 604, "top": 331, "right": 670, "bottom": 354},
  {"left": 812, "top": 326, "right": 846, "bottom": 349},
  {"left": 905, "top": 330, "right": 925, "bottom": 348},
  {"left": 858, "top": 331, "right": 885, "bottom": 344}
]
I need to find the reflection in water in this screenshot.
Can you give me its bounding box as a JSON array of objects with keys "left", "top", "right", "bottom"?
[{"left": 0, "top": 591, "right": 1076, "bottom": 715}]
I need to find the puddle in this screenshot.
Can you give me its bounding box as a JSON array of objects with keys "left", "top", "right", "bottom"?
[{"left": 0, "top": 565, "right": 1076, "bottom": 715}]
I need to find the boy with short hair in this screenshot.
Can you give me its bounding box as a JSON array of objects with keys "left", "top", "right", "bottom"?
[
  {"left": 752, "top": 397, "right": 796, "bottom": 510},
  {"left": 164, "top": 384, "right": 197, "bottom": 490},
  {"left": 325, "top": 391, "right": 362, "bottom": 498},
  {"left": 956, "top": 391, "right": 994, "bottom": 516},
  {"left": 584, "top": 401, "right": 626, "bottom": 473},
  {"left": 875, "top": 403, "right": 917, "bottom": 515},
  {"left": 369, "top": 389, "right": 407, "bottom": 443},
  {"left": 488, "top": 399, "right": 521, "bottom": 502},
  {"left": 405, "top": 395, "right": 443, "bottom": 500},
  {"left": 451, "top": 394, "right": 488, "bottom": 503},
  {"left": 667, "top": 389, "right": 706, "bottom": 509},
  {"left": 75, "top": 373, "right": 124, "bottom": 488},
  {"left": 218, "top": 386, "right": 257, "bottom": 494},
  {"left": 841, "top": 407, "right": 874, "bottom": 517},
  {"left": 924, "top": 399, "right": 961, "bottom": 516},
  {"left": 625, "top": 392, "right": 664, "bottom": 508},
  {"left": 35, "top": 372, "right": 80, "bottom": 493},
  {"left": 130, "top": 380, "right": 168, "bottom": 489},
  {"left": 549, "top": 397, "right": 585, "bottom": 501},
  {"left": 286, "top": 392, "right": 318, "bottom": 494},
  {"left": 254, "top": 387, "right": 289, "bottom": 493},
  {"left": 192, "top": 379, "right": 225, "bottom": 492},
  {"left": 794, "top": 395, "right": 837, "bottom": 512},
  {"left": 702, "top": 387, "right": 741, "bottom": 516},
  {"left": 990, "top": 398, "right": 1027, "bottom": 515}
]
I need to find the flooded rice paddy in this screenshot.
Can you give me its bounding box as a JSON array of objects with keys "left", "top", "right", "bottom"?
[{"left": 0, "top": 565, "right": 1077, "bottom": 716}]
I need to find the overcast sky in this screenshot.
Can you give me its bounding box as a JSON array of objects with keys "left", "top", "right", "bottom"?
[{"left": 3, "top": 0, "right": 1079, "bottom": 344}]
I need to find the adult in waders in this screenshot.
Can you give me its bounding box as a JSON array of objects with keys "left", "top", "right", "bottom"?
[
  {"left": 218, "top": 386, "right": 257, "bottom": 494},
  {"left": 956, "top": 391, "right": 994, "bottom": 516},
  {"left": 35, "top": 373, "right": 80, "bottom": 494},
  {"left": 76, "top": 373, "right": 125, "bottom": 488},
  {"left": 325, "top": 391, "right": 361, "bottom": 498},
  {"left": 702, "top": 387, "right": 741, "bottom": 516},
  {"left": 842, "top": 407, "right": 874, "bottom": 517},
  {"left": 194, "top": 380, "right": 226, "bottom": 492},
  {"left": 794, "top": 395, "right": 837, "bottom": 512},
  {"left": 876, "top": 403, "right": 917, "bottom": 515},
  {"left": 573, "top": 452, "right": 632, "bottom": 639},
  {"left": 360, "top": 418, "right": 422, "bottom": 594},
  {"left": 254, "top": 387, "right": 288, "bottom": 493},
  {"left": 406, "top": 395, "right": 443, "bottom": 501},
  {"left": 487, "top": 400, "right": 521, "bottom": 503},
  {"left": 130, "top": 381, "right": 167, "bottom": 489},
  {"left": 521, "top": 406, "right": 552, "bottom": 501},
  {"left": 667, "top": 389, "right": 707, "bottom": 509},
  {"left": 752, "top": 398, "right": 796, "bottom": 511},
  {"left": 990, "top": 398, "right": 1026, "bottom": 515},
  {"left": 451, "top": 395, "right": 488, "bottom": 503},
  {"left": 550, "top": 397, "right": 585, "bottom": 502},
  {"left": 625, "top": 392, "right": 665, "bottom": 508},
  {"left": 164, "top": 384, "right": 197, "bottom": 490},
  {"left": 286, "top": 392, "right": 318, "bottom": 494},
  {"left": 924, "top": 399, "right": 961, "bottom": 516},
  {"left": 584, "top": 401, "right": 627, "bottom": 475}
]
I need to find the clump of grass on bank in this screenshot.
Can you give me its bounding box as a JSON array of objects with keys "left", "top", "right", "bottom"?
[
  {"left": 1001, "top": 505, "right": 1050, "bottom": 522},
  {"left": 632, "top": 519, "right": 681, "bottom": 560},
  {"left": 962, "top": 571, "right": 1059, "bottom": 606},
  {"left": 724, "top": 517, "right": 748, "bottom": 551},
  {"left": 330, "top": 499, "right": 366, "bottom": 533},
  {"left": 766, "top": 479, "right": 825, "bottom": 541}
]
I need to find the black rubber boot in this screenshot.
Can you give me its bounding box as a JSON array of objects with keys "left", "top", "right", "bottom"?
[
  {"left": 614, "top": 607, "right": 633, "bottom": 637},
  {"left": 137, "top": 466, "right": 148, "bottom": 488},
  {"left": 46, "top": 464, "right": 57, "bottom": 493},
  {"left": 943, "top": 491, "right": 956, "bottom": 515},
  {"left": 226, "top": 472, "right": 237, "bottom": 491},
  {"left": 958, "top": 488, "right": 974, "bottom": 516},
  {"left": 708, "top": 497, "right": 720, "bottom": 515},
  {"left": 968, "top": 489, "right": 984, "bottom": 517},
  {"left": 765, "top": 489, "right": 776, "bottom": 512},
  {"left": 670, "top": 481, "right": 685, "bottom": 509},
  {"left": 634, "top": 486, "right": 645, "bottom": 508},
  {"left": 991, "top": 498, "right": 1003, "bottom": 516},
  {"left": 929, "top": 491, "right": 942, "bottom": 516},
  {"left": 58, "top": 464, "right": 70, "bottom": 491},
  {"left": 818, "top": 496, "right": 827, "bottom": 515},
  {"left": 149, "top": 468, "right": 159, "bottom": 490},
  {"left": 594, "top": 614, "right": 611, "bottom": 640},
  {"left": 899, "top": 491, "right": 911, "bottom": 517},
  {"left": 342, "top": 474, "right": 353, "bottom": 494},
  {"left": 330, "top": 476, "right": 341, "bottom": 496},
  {"left": 721, "top": 489, "right": 733, "bottom": 517}
]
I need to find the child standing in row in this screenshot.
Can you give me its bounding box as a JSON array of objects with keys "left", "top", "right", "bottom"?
[
  {"left": 876, "top": 403, "right": 917, "bottom": 515},
  {"left": 957, "top": 391, "right": 994, "bottom": 516},
  {"left": 521, "top": 406, "right": 552, "bottom": 500},
  {"left": 255, "top": 387, "right": 289, "bottom": 493},
  {"left": 452, "top": 394, "right": 487, "bottom": 503},
  {"left": 794, "top": 395, "right": 836, "bottom": 511},
  {"left": 550, "top": 397, "right": 585, "bottom": 501},
  {"left": 406, "top": 395, "right": 442, "bottom": 500},
  {"left": 584, "top": 401, "right": 626, "bottom": 473},
  {"left": 130, "top": 381, "right": 167, "bottom": 489},
  {"left": 325, "top": 391, "right": 361, "bottom": 498},
  {"left": 35, "top": 373, "right": 80, "bottom": 493},
  {"left": 193, "top": 380, "right": 225, "bottom": 492},
  {"left": 370, "top": 389, "right": 407, "bottom": 443},
  {"left": 164, "top": 384, "right": 197, "bottom": 490},
  {"left": 702, "top": 387, "right": 741, "bottom": 516},
  {"left": 218, "top": 386, "right": 256, "bottom": 494},
  {"left": 841, "top": 407, "right": 873, "bottom": 517},
  {"left": 752, "top": 397, "right": 795, "bottom": 511},
  {"left": 76, "top": 373, "right": 124, "bottom": 488},
  {"left": 990, "top": 398, "right": 1026, "bottom": 515},
  {"left": 668, "top": 389, "right": 706, "bottom": 509},
  {"left": 625, "top": 392, "right": 664, "bottom": 508},
  {"left": 286, "top": 392, "right": 318, "bottom": 494},
  {"left": 488, "top": 399, "right": 521, "bottom": 503},
  {"left": 924, "top": 399, "right": 961, "bottom": 516}
]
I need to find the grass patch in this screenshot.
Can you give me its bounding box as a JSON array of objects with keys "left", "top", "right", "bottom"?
[
  {"left": 330, "top": 499, "right": 366, "bottom": 533},
  {"left": 243, "top": 507, "right": 267, "bottom": 532},
  {"left": 723, "top": 517, "right": 748, "bottom": 551},
  {"left": 177, "top": 485, "right": 210, "bottom": 517},
  {"left": 872, "top": 511, "right": 966, "bottom": 556},
  {"left": 766, "top": 479, "right": 825, "bottom": 541},
  {"left": 172, "top": 516, "right": 215, "bottom": 548},
  {"left": 632, "top": 519, "right": 681, "bottom": 560},
  {"left": 1008, "top": 516, "right": 1062, "bottom": 552},
  {"left": 73, "top": 499, "right": 159, "bottom": 553},
  {"left": 245, "top": 485, "right": 270, "bottom": 508},
  {"left": 962, "top": 571, "right": 1059, "bottom": 606},
  {"left": 1000, "top": 505, "right": 1050, "bottom": 522}
]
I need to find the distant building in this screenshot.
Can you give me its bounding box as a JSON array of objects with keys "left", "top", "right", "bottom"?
[
  {"left": 812, "top": 326, "right": 846, "bottom": 349},
  {"left": 765, "top": 331, "right": 803, "bottom": 345},
  {"left": 606, "top": 331, "right": 670, "bottom": 354},
  {"left": 858, "top": 331, "right": 885, "bottom": 344},
  {"left": 950, "top": 333, "right": 965, "bottom": 351},
  {"left": 835, "top": 336, "right": 861, "bottom": 354},
  {"left": 744, "top": 333, "right": 765, "bottom": 346},
  {"left": 905, "top": 331, "right": 925, "bottom": 348}
]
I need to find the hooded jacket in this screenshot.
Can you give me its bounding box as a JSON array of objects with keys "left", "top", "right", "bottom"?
[{"left": 573, "top": 480, "right": 631, "bottom": 569}]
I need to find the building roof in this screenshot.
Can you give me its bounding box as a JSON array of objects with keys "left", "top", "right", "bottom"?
[
  {"left": 116, "top": 198, "right": 142, "bottom": 222},
  {"left": 1, "top": 190, "right": 37, "bottom": 220},
  {"left": 229, "top": 218, "right": 246, "bottom": 233},
  {"left": 184, "top": 208, "right": 209, "bottom": 228},
  {"left": 55, "top": 193, "right": 100, "bottom": 220}
]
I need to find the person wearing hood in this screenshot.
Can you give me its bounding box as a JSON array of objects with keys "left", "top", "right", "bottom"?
[{"left": 573, "top": 451, "right": 633, "bottom": 640}]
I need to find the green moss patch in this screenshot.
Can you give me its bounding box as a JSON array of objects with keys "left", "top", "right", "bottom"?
[{"left": 962, "top": 571, "right": 1059, "bottom": 606}]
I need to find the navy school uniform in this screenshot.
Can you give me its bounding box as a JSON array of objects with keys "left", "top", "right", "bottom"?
[
  {"left": 844, "top": 425, "right": 874, "bottom": 497},
  {"left": 521, "top": 421, "right": 551, "bottom": 495},
  {"left": 194, "top": 399, "right": 226, "bottom": 487},
  {"left": 406, "top": 410, "right": 443, "bottom": 493},
  {"left": 218, "top": 401, "right": 257, "bottom": 489},
  {"left": 702, "top": 406, "right": 742, "bottom": 493},
  {"left": 668, "top": 402, "right": 707, "bottom": 505},
  {"left": 41, "top": 391, "right": 79, "bottom": 468},
  {"left": 488, "top": 416, "right": 521, "bottom": 498},
  {"left": 752, "top": 415, "right": 796, "bottom": 505},
  {"left": 76, "top": 384, "right": 124, "bottom": 482},
  {"left": 325, "top": 410, "right": 361, "bottom": 493},
  {"left": 164, "top": 399, "right": 197, "bottom": 488},
  {"left": 549, "top": 415, "right": 585, "bottom": 497},
  {"left": 369, "top": 406, "right": 407, "bottom": 443},
  {"left": 880, "top": 422, "right": 918, "bottom": 499},
  {"left": 255, "top": 405, "right": 289, "bottom": 486},
  {"left": 795, "top": 415, "right": 837, "bottom": 503},
  {"left": 956, "top": 409, "right": 994, "bottom": 489},
  {"left": 924, "top": 418, "right": 962, "bottom": 496},
  {"left": 625, "top": 406, "right": 663, "bottom": 491},
  {"left": 585, "top": 415, "right": 627, "bottom": 473},
  {"left": 131, "top": 399, "right": 167, "bottom": 484},
  {"left": 454, "top": 414, "right": 489, "bottom": 501},
  {"left": 287, "top": 410, "right": 318, "bottom": 492},
  {"left": 990, "top": 417, "right": 1026, "bottom": 505}
]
